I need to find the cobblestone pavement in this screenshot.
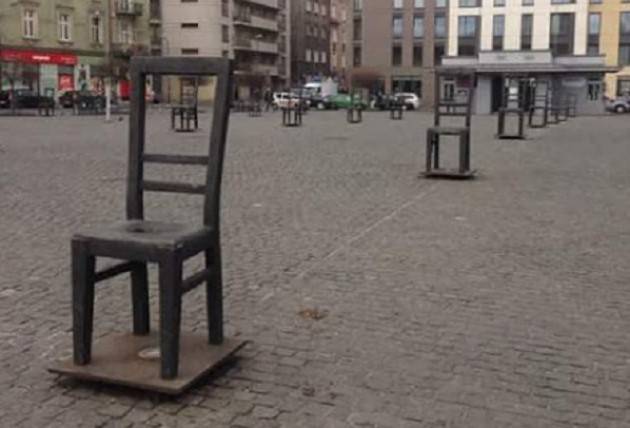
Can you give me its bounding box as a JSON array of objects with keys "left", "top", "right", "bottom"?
[{"left": 1, "top": 109, "right": 630, "bottom": 427}]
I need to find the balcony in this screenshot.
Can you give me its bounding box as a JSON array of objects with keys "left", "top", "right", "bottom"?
[
  {"left": 233, "top": 38, "right": 278, "bottom": 54},
  {"left": 237, "top": 0, "right": 279, "bottom": 9},
  {"left": 116, "top": 1, "right": 143, "bottom": 16},
  {"left": 237, "top": 62, "right": 279, "bottom": 76},
  {"left": 234, "top": 12, "right": 278, "bottom": 32}
]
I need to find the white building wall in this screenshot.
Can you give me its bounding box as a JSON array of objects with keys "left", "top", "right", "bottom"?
[
  {"left": 161, "top": 0, "right": 227, "bottom": 57},
  {"left": 448, "top": 0, "right": 589, "bottom": 56}
]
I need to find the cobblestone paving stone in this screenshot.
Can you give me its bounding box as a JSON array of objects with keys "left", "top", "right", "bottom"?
[{"left": 1, "top": 109, "right": 630, "bottom": 427}]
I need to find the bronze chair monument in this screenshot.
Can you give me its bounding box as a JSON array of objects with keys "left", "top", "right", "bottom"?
[
  {"left": 50, "top": 57, "right": 245, "bottom": 395},
  {"left": 423, "top": 69, "right": 476, "bottom": 179}
]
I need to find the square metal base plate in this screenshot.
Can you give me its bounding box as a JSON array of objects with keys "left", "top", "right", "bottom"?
[
  {"left": 49, "top": 332, "right": 246, "bottom": 395},
  {"left": 422, "top": 168, "right": 477, "bottom": 180}
]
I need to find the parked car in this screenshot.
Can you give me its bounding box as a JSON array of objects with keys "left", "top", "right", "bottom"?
[
  {"left": 272, "top": 92, "right": 301, "bottom": 109},
  {"left": 394, "top": 92, "right": 421, "bottom": 110},
  {"left": 605, "top": 95, "right": 630, "bottom": 113},
  {"left": 327, "top": 93, "right": 368, "bottom": 110},
  {"left": 59, "top": 90, "right": 106, "bottom": 109},
  {"left": 0, "top": 89, "right": 46, "bottom": 109}
]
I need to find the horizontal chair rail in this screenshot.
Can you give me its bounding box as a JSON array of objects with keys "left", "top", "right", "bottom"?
[
  {"left": 143, "top": 154, "right": 209, "bottom": 165},
  {"left": 181, "top": 267, "right": 213, "bottom": 294},
  {"left": 142, "top": 180, "right": 206, "bottom": 195},
  {"left": 95, "top": 261, "right": 136, "bottom": 283}
]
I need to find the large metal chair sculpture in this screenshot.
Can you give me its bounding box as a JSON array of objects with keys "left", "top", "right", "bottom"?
[
  {"left": 50, "top": 57, "right": 245, "bottom": 394},
  {"left": 390, "top": 97, "right": 404, "bottom": 120},
  {"left": 423, "top": 69, "right": 476, "bottom": 179},
  {"left": 497, "top": 76, "right": 526, "bottom": 140},
  {"left": 528, "top": 78, "right": 550, "bottom": 128},
  {"left": 282, "top": 104, "right": 302, "bottom": 127},
  {"left": 171, "top": 78, "right": 199, "bottom": 132}
]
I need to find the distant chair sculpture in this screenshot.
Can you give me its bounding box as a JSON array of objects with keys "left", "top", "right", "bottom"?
[
  {"left": 423, "top": 68, "right": 476, "bottom": 179},
  {"left": 248, "top": 99, "right": 262, "bottom": 117},
  {"left": 38, "top": 88, "right": 56, "bottom": 117},
  {"left": 50, "top": 57, "right": 245, "bottom": 394},
  {"left": 282, "top": 103, "right": 302, "bottom": 127},
  {"left": 497, "top": 75, "right": 526, "bottom": 140},
  {"left": 171, "top": 78, "right": 199, "bottom": 132},
  {"left": 347, "top": 91, "right": 363, "bottom": 124},
  {"left": 390, "top": 98, "right": 404, "bottom": 120},
  {"left": 528, "top": 78, "right": 550, "bottom": 128}
]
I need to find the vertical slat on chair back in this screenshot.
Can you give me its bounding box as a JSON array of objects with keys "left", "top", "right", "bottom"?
[
  {"left": 125, "top": 57, "right": 233, "bottom": 231},
  {"left": 127, "top": 69, "right": 147, "bottom": 220}
]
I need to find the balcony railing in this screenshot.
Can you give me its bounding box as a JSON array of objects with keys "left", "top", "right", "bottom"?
[{"left": 116, "top": 1, "right": 143, "bottom": 16}]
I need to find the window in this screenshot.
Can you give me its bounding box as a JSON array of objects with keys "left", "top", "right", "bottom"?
[
  {"left": 459, "top": 0, "right": 480, "bottom": 7},
  {"left": 394, "top": 0, "right": 403, "bottom": 8},
  {"left": 306, "top": 0, "right": 312, "bottom": 12},
  {"left": 550, "top": 13, "right": 574, "bottom": 55},
  {"left": 494, "top": 0, "right": 505, "bottom": 6},
  {"left": 58, "top": 12, "right": 72, "bottom": 42},
  {"left": 415, "top": 0, "right": 424, "bottom": 7},
  {"left": 181, "top": 48, "right": 199, "bottom": 55},
  {"left": 551, "top": 0, "right": 574, "bottom": 4},
  {"left": 492, "top": 15, "right": 504, "bottom": 51},
  {"left": 458, "top": 16, "right": 479, "bottom": 56},
  {"left": 436, "top": 0, "right": 447, "bottom": 6},
  {"left": 354, "top": 0, "right": 363, "bottom": 11},
  {"left": 413, "top": 45, "right": 423, "bottom": 66},
  {"left": 306, "top": 49, "right": 312, "bottom": 61},
  {"left": 414, "top": 16, "right": 424, "bottom": 38},
  {"left": 521, "top": 14, "right": 533, "bottom": 51},
  {"left": 91, "top": 14, "right": 103, "bottom": 44},
  {"left": 353, "top": 46, "right": 362, "bottom": 66},
  {"left": 392, "top": 45, "right": 402, "bottom": 66},
  {"left": 322, "top": 51, "right": 327, "bottom": 63},
  {"left": 353, "top": 18, "right": 362, "bottom": 40},
  {"left": 221, "top": 25, "right": 229, "bottom": 43},
  {"left": 181, "top": 23, "right": 199, "bottom": 28},
  {"left": 620, "top": 13, "right": 630, "bottom": 65},
  {"left": 618, "top": 78, "right": 630, "bottom": 96},
  {"left": 434, "top": 44, "right": 446, "bottom": 65},
  {"left": 522, "top": 0, "right": 534, "bottom": 5},
  {"left": 587, "top": 78, "right": 601, "bottom": 100},
  {"left": 435, "top": 15, "right": 447, "bottom": 38},
  {"left": 23, "top": 8, "right": 38, "bottom": 38},
  {"left": 393, "top": 16, "right": 403, "bottom": 38},
  {"left": 118, "top": 20, "right": 133, "bottom": 44},
  {"left": 222, "top": 0, "right": 229, "bottom": 17},
  {"left": 588, "top": 13, "right": 600, "bottom": 55}
]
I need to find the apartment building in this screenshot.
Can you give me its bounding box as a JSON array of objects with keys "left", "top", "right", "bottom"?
[
  {"left": 291, "top": 0, "right": 332, "bottom": 84},
  {"left": 162, "top": 0, "right": 289, "bottom": 100},
  {"left": 0, "top": 0, "right": 109, "bottom": 93},
  {"left": 589, "top": 0, "right": 630, "bottom": 98},
  {"left": 442, "top": 0, "right": 616, "bottom": 114},
  {"left": 330, "top": 0, "right": 349, "bottom": 82},
  {"left": 109, "top": 0, "right": 157, "bottom": 98},
  {"left": 346, "top": 0, "right": 449, "bottom": 108}
]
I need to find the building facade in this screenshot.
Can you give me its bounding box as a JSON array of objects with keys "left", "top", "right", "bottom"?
[
  {"left": 0, "top": 0, "right": 109, "bottom": 94},
  {"left": 442, "top": 0, "right": 615, "bottom": 114},
  {"left": 109, "top": 0, "right": 157, "bottom": 98},
  {"left": 330, "top": 0, "right": 349, "bottom": 84},
  {"left": 291, "top": 0, "right": 332, "bottom": 85},
  {"left": 162, "top": 0, "right": 289, "bottom": 100},
  {"left": 346, "top": 0, "right": 449, "bottom": 108},
  {"left": 589, "top": 0, "right": 630, "bottom": 98}
]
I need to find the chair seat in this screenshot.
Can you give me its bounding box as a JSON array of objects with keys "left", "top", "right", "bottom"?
[
  {"left": 74, "top": 220, "right": 213, "bottom": 261},
  {"left": 428, "top": 126, "right": 469, "bottom": 136}
]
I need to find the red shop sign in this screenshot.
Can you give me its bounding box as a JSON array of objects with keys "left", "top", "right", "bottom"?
[{"left": 0, "top": 49, "right": 77, "bottom": 65}]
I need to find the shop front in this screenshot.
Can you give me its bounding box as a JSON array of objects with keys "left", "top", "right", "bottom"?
[{"left": 0, "top": 49, "right": 77, "bottom": 93}]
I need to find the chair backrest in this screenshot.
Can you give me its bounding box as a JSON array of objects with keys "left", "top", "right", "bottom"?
[
  {"left": 501, "top": 75, "right": 527, "bottom": 110},
  {"left": 434, "top": 69, "right": 474, "bottom": 128},
  {"left": 126, "top": 57, "right": 233, "bottom": 230}
]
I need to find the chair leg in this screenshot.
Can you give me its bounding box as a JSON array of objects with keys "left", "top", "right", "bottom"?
[
  {"left": 158, "top": 256, "right": 183, "bottom": 379},
  {"left": 131, "top": 262, "right": 150, "bottom": 335},
  {"left": 425, "top": 130, "right": 433, "bottom": 173},
  {"left": 72, "top": 240, "right": 96, "bottom": 366},
  {"left": 206, "top": 244, "right": 224, "bottom": 345}
]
